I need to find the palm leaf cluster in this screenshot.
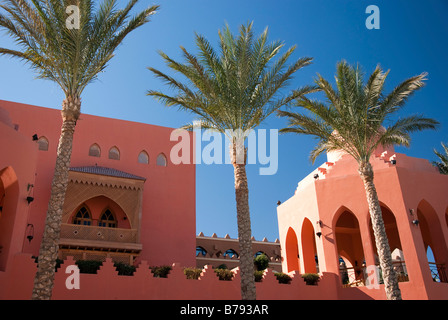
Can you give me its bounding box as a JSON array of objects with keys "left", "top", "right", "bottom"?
[
  {"left": 148, "top": 22, "right": 313, "bottom": 140},
  {"left": 148, "top": 22, "right": 313, "bottom": 300},
  {"left": 0, "top": 0, "right": 158, "bottom": 97},
  {"left": 279, "top": 61, "right": 439, "bottom": 163},
  {"left": 433, "top": 142, "right": 448, "bottom": 174}
]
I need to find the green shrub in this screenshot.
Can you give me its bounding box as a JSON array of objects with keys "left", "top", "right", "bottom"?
[
  {"left": 114, "top": 262, "right": 136, "bottom": 276},
  {"left": 274, "top": 272, "right": 292, "bottom": 284},
  {"left": 184, "top": 267, "right": 202, "bottom": 280},
  {"left": 75, "top": 260, "right": 102, "bottom": 274},
  {"left": 215, "top": 268, "right": 234, "bottom": 281},
  {"left": 254, "top": 270, "right": 264, "bottom": 282},
  {"left": 254, "top": 253, "right": 269, "bottom": 271},
  {"left": 301, "top": 273, "right": 320, "bottom": 285},
  {"left": 150, "top": 265, "right": 172, "bottom": 278},
  {"left": 216, "top": 264, "right": 228, "bottom": 270}
]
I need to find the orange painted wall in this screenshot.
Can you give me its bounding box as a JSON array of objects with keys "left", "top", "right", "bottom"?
[
  {"left": 0, "top": 109, "right": 38, "bottom": 272},
  {"left": 0, "top": 100, "right": 196, "bottom": 268},
  {"left": 277, "top": 148, "right": 448, "bottom": 299}
]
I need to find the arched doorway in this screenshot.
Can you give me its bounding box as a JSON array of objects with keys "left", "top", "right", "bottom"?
[
  {"left": 368, "top": 204, "right": 407, "bottom": 282},
  {"left": 334, "top": 208, "right": 365, "bottom": 286},
  {"left": 0, "top": 166, "right": 20, "bottom": 271},
  {"left": 417, "top": 200, "right": 448, "bottom": 283},
  {"left": 285, "top": 227, "right": 300, "bottom": 272},
  {"left": 301, "top": 218, "right": 318, "bottom": 273}
]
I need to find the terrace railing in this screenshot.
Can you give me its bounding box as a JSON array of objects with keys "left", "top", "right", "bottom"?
[
  {"left": 60, "top": 223, "right": 139, "bottom": 244},
  {"left": 429, "top": 262, "right": 448, "bottom": 283}
]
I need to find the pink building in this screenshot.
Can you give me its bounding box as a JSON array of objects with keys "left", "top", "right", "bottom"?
[
  {"left": 1, "top": 99, "right": 448, "bottom": 300},
  {"left": 0, "top": 99, "right": 196, "bottom": 269},
  {"left": 277, "top": 144, "right": 448, "bottom": 299}
]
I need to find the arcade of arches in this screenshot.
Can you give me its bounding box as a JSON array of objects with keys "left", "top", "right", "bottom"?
[{"left": 284, "top": 202, "right": 448, "bottom": 287}]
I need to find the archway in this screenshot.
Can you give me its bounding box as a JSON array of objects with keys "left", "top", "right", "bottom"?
[
  {"left": 334, "top": 208, "right": 365, "bottom": 285},
  {"left": 285, "top": 227, "right": 300, "bottom": 272},
  {"left": 301, "top": 218, "right": 318, "bottom": 273},
  {"left": 67, "top": 196, "right": 130, "bottom": 229},
  {"left": 0, "top": 166, "right": 20, "bottom": 271},
  {"left": 417, "top": 200, "right": 448, "bottom": 282},
  {"left": 445, "top": 207, "right": 448, "bottom": 230},
  {"left": 368, "top": 204, "right": 406, "bottom": 280}
]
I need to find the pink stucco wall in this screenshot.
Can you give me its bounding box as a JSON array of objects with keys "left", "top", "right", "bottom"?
[
  {"left": 0, "top": 253, "right": 368, "bottom": 300},
  {"left": 277, "top": 147, "right": 448, "bottom": 299},
  {"left": 0, "top": 100, "right": 196, "bottom": 268}
]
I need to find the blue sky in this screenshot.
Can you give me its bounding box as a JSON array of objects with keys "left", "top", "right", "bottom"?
[{"left": 1, "top": 0, "right": 447, "bottom": 243}]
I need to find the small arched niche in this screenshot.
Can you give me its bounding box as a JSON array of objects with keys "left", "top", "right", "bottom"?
[
  {"left": 89, "top": 143, "right": 101, "bottom": 157},
  {"left": 156, "top": 153, "right": 167, "bottom": 167},
  {"left": 108, "top": 146, "right": 120, "bottom": 160},
  {"left": 37, "top": 136, "right": 49, "bottom": 151},
  {"left": 138, "top": 150, "right": 149, "bottom": 164}
]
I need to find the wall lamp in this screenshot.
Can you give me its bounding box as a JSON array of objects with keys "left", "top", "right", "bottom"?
[
  {"left": 313, "top": 174, "right": 319, "bottom": 180},
  {"left": 26, "top": 184, "right": 34, "bottom": 204},
  {"left": 26, "top": 224, "right": 34, "bottom": 243},
  {"left": 409, "top": 209, "right": 419, "bottom": 226},
  {"left": 32, "top": 134, "right": 38, "bottom": 141},
  {"left": 316, "top": 220, "right": 323, "bottom": 238}
]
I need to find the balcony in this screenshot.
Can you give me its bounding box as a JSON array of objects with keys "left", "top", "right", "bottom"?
[{"left": 59, "top": 223, "right": 142, "bottom": 253}]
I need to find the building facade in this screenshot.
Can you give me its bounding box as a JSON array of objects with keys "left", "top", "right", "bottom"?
[
  {"left": 277, "top": 144, "right": 448, "bottom": 299},
  {"left": 0, "top": 100, "right": 196, "bottom": 269},
  {"left": 196, "top": 232, "right": 281, "bottom": 271},
  {"left": 1, "top": 99, "right": 448, "bottom": 299}
]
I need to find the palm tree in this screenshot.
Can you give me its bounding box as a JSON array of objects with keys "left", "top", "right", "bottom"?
[
  {"left": 433, "top": 142, "right": 448, "bottom": 174},
  {"left": 0, "top": 0, "right": 158, "bottom": 300},
  {"left": 278, "top": 61, "right": 439, "bottom": 300},
  {"left": 147, "top": 22, "right": 313, "bottom": 300}
]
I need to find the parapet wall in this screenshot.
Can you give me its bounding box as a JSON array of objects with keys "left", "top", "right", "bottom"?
[{"left": 0, "top": 253, "right": 386, "bottom": 300}]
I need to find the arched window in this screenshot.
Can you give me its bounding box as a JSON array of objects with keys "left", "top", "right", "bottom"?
[
  {"left": 138, "top": 150, "right": 149, "bottom": 164},
  {"left": 73, "top": 206, "right": 92, "bottom": 225},
  {"left": 108, "top": 146, "right": 120, "bottom": 160},
  {"left": 285, "top": 227, "right": 300, "bottom": 273},
  {"left": 37, "top": 136, "right": 49, "bottom": 151},
  {"left": 156, "top": 153, "right": 167, "bottom": 166},
  {"left": 334, "top": 208, "right": 365, "bottom": 286},
  {"left": 301, "top": 218, "right": 318, "bottom": 274},
  {"left": 98, "top": 209, "right": 117, "bottom": 228},
  {"left": 89, "top": 143, "right": 101, "bottom": 157},
  {"left": 223, "top": 249, "right": 239, "bottom": 258},
  {"left": 417, "top": 200, "right": 448, "bottom": 283},
  {"left": 196, "top": 246, "right": 207, "bottom": 257}
]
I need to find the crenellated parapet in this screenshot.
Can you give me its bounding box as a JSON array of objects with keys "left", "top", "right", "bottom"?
[
  {"left": 196, "top": 232, "right": 282, "bottom": 271},
  {"left": 0, "top": 253, "right": 353, "bottom": 300}
]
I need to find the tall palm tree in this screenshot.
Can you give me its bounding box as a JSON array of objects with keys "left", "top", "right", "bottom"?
[
  {"left": 0, "top": 0, "right": 158, "bottom": 300},
  {"left": 278, "top": 61, "right": 439, "bottom": 300},
  {"left": 147, "top": 22, "right": 313, "bottom": 300},
  {"left": 433, "top": 142, "right": 448, "bottom": 174}
]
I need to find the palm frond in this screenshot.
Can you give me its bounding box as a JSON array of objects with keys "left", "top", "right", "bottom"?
[
  {"left": 278, "top": 61, "right": 438, "bottom": 164},
  {"left": 432, "top": 142, "right": 448, "bottom": 174},
  {"left": 147, "top": 21, "right": 312, "bottom": 138},
  {"left": 0, "top": 0, "right": 159, "bottom": 98}
]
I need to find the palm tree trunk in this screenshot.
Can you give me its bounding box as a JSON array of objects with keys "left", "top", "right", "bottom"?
[
  {"left": 358, "top": 161, "right": 402, "bottom": 300},
  {"left": 231, "top": 143, "right": 256, "bottom": 300},
  {"left": 31, "top": 97, "right": 79, "bottom": 300}
]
